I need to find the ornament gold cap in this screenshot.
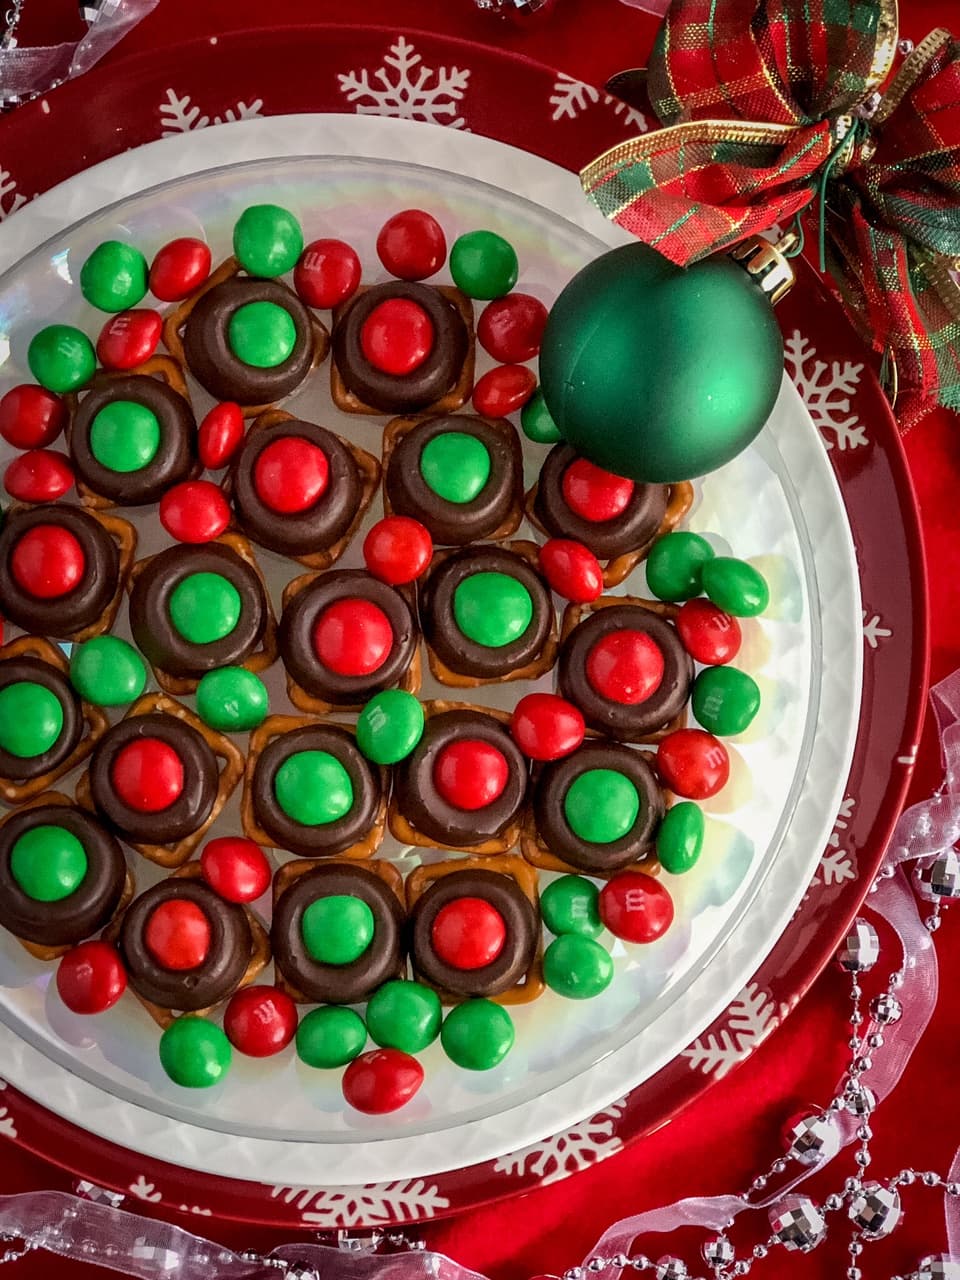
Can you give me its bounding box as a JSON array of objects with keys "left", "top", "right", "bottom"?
[{"left": 729, "top": 233, "right": 798, "bottom": 306}]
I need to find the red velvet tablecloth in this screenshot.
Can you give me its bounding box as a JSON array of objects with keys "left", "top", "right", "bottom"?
[{"left": 3, "top": 2, "right": 960, "bottom": 1277}]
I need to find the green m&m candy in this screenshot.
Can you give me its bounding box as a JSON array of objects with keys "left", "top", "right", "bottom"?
[
  {"left": 70, "top": 636, "right": 147, "bottom": 707},
  {"left": 227, "top": 301, "right": 297, "bottom": 368},
  {"left": 10, "top": 826, "right": 88, "bottom": 902},
  {"left": 296, "top": 1005, "right": 367, "bottom": 1068},
  {"left": 645, "top": 532, "right": 715, "bottom": 602},
  {"left": 159, "top": 1016, "right": 232, "bottom": 1088},
  {"left": 89, "top": 400, "right": 161, "bottom": 472},
  {"left": 420, "top": 432, "right": 491, "bottom": 504},
  {"left": 274, "top": 750, "right": 353, "bottom": 825},
  {"left": 692, "top": 666, "right": 761, "bottom": 736},
  {"left": 656, "top": 801, "right": 705, "bottom": 874},
  {"left": 366, "top": 980, "right": 442, "bottom": 1054},
  {"left": 563, "top": 769, "right": 639, "bottom": 844},
  {"left": 449, "top": 230, "right": 518, "bottom": 300},
  {"left": 540, "top": 874, "right": 603, "bottom": 938},
  {"left": 441, "top": 999, "right": 514, "bottom": 1070},
  {"left": 520, "top": 389, "right": 562, "bottom": 444},
  {"left": 301, "top": 894, "right": 375, "bottom": 965},
  {"left": 233, "top": 204, "right": 304, "bottom": 278},
  {"left": 168, "top": 572, "right": 241, "bottom": 645},
  {"left": 543, "top": 934, "right": 613, "bottom": 999},
  {"left": 80, "top": 240, "right": 148, "bottom": 312},
  {"left": 196, "top": 667, "right": 269, "bottom": 732},
  {"left": 453, "top": 572, "right": 532, "bottom": 648},
  {"left": 28, "top": 325, "right": 96, "bottom": 393},
  {"left": 0, "top": 681, "right": 63, "bottom": 758},
  {"left": 356, "top": 689, "right": 425, "bottom": 765},
  {"left": 701, "top": 557, "right": 769, "bottom": 617}
]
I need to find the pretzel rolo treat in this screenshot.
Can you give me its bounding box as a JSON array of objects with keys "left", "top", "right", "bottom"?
[
  {"left": 242, "top": 715, "right": 386, "bottom": 860},
  {"left": 525, "top": 444, "right": 695, "bottom": 587},
  {"left": 330, "top": 281, "right": 474, "bottom": 415},
  {"left": 76, "top": 692, "right": 244, "bottom": 868},
  {"left": 271, "top": 859, "right": 405, "bottom": 1004},
  {"left": 0, "top": 791, "right": 132, "bottom": 961},
  {"left": 420, "top": 540, "right": 558, "bottom": 688},
  {"left": 405, "top": 855, "right": 544, "bottom": 1006},
  {"left": 0, "top": 503, "right": 136, "bottom": 642},
  {"left": 558, "top": 595, "right": 693, "bottom": 743},
  {"left": 389, "top": 701, "right": 529, "bottom": 855},
  {"left": 381, "top": 412, "right": 524, "bottom": 545},
  {"left": 0, "top": 636, "right": 109, "bottom": 805},
  {"left": 128, "top": 531, "right": 277, "bottom": 695}
]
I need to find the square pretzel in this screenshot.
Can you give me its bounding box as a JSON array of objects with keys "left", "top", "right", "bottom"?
[
  {"left": 330, "top": 285, "right": 475, "bottom": 415},
  {"left": 241, "top": 714, "right": 387, "bottom": 860},
  {"left": 404, "top": 853, "right": 544, "bottom": 1006},
  {"left": 161, "top": 256, "right": 330, "bottom": 417},
  {"left": 0, "top": 636, "right": 109, "bottom": 805},
  {"left": 125, "top": 529, "right": 278, "bottom": 696},
  {"left": 423, "top": 540, "right": 559, "bottom": 689},
  {"left": 74, "top": 692, "right": 245, "bottom": 869},
  {"left": 280, "top": 570, "right": 421, "bottom": 714},
  {"left": 524, "top": 479, "right": 695, "bottom": 588}
]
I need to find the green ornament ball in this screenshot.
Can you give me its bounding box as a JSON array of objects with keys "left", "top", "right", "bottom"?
[
  {"left": 159, "top": 1016, "right": 232, "bottom": 1088},
  {"left": 441, "top": 999, "right": 514, "bottom": 1070},
  {"left": 656, "top": 801, "right": 705, "bottom": 874},
  {"left": 296, "top": 1005, "right": 367, "bottom": 1068},
  {"left": 356, "top": 690, "right": 425, "bottom": 765},
  {"left": 540, "top": 874, "right": 603, "bottom": 938},
  {"left": 196, "top": 667, "right": 269, "bottom": 732},
  {"left": 701, "top": 557, "right": 769, "bottom": 617},
  {"left": 645, "top": 531, "right": 715, "bottom": 602},
  {"left": 233, "top": 204, "right": 304, "bottom": 278},
  {"left": 449, "top": 230, "right": 518, "bottom": 300},
  {"left": 27, "top": 325, "right": 96, "bottom": 393},
  {"left": 543, "top": 934, "right": 613, "bottom": 1000},
  {"left": 520, "top": 389, "right": 561, "bottom": 444},
  {"left": 70, "top": 636, "right": 147, "bottom": 707},
  {"left": 80, "top": 240, "right": 148, "bottom": 313},
  {"left": 692, "top": 665, "right": 761, "bottom": 736},
  {"left": 538, "top": 242, "right": 783, "bottom": 482},
  {"left": 366, "top": 980, "right": 442, "bottom": 1054}
]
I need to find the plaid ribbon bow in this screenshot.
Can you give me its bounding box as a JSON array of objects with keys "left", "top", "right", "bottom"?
[{"left": 582, "top": 0, "right": 960, "bottom": 429}]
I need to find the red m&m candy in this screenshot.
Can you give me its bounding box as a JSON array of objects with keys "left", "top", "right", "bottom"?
[
  {"left": 677, "top": 598, "right": 742, "bottom": 665},
  {"left": 149, "top": 237, "right": 212, "bottom": 301},
  {"left": 433, "top": 740, "right": 509, "bottom": 811},
  {"left": 159, "top": 480, "right": 231, "bottom": 544},
  {"left": 477, "top": 293, "right": 549, "bottom": 363},
  {"left": 657, "top": 728, "right": 729, "bottom": 799},
  {"left": 538, "top": 538, "right": 603, "bottom": 603},
  {"left": 4, "top": 449, "right": 74, "bottom": 502},
  {"left": 145, "top": 899, "right": 211, "bottom": 970},
  {"left": 510, "top": 693, "right": 585, "bottom": 761},
  {"left": 253, "top": 436, "right": 329, "bottom": 514},
  {"left": 360, "top": 298, "right": 434, "bottom": 375},
  {"left": 376, "top": 209, "right": 446, "bottom": 281},
  {"left": 599, "top": 872, "right": 674, "bottom": 943},
  {"left": 562, "top": 459, "right": 634, "bottom": 523},
  {"left": 363, "top": 516, "right": 432, "bottom": 585},
  {"left": 224, "top": 986, "right": 298, "bottom": 1057},
  {"left": 586, "top": 630, "right": 665, "bottom": 705},
  {"left": 96, "top": 309, "right": 162, "bottom": 370},
  {"left": 11, "top": 525, "right": 85, "bottom": 598},
  {"left": 111, "top": 738, "right": 184, "bottom": 812},
  {"left": 294, "top": 239, "right": 361, "bottom": 308},
  {"left": 201, "top": 836, "right": 271, "bottom": 903},
  {"left": 0, "top": 384, "right": 66, "bottom": 449},
  {"left": 343, "top": 1048, "right": 424, "bottom": 1114},
  {"left": 198, "top": 402, "right": 244, "bottom": 470},
  {"left": 432, "top": 897, "right": 507, "bottom": 970},
  {"left": 472, "top": 364, "right": 537, "bottom": 418},
  {"left": 312, "top": 599, "right": 394, "bottom": 677},
  {"left": 56, "top": 940, "right": 127, "bottom": 1014}
]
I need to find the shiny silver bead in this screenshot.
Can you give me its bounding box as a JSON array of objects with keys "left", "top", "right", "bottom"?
[
  {"left": 769, "top": 1196, "right": 827, "bottom": 1252},
  {"left": 853, "top": 1055, "right": 873, "bottom": 1073},
  {"left": 752, "top": 1244, "right": 768, "bottom": 1259},
  {"left": 654, "top": 1259, "right": 687, "bottom": 1280},
  {"left": 589, "top": 1260, "right": 607, "bottom": 1273},
  {"left": 838, "top": 919, "right": 880, "bottom": 972},
  {"left": 855, "top": 1150, "right": 871, "bottom": 1167},
  {"left": 732, "top": 1265, "right": 749, "bottom": 1278},
  {"left": 857, "top": 1124, "right": 873, "bottom": 1141},
  {"left": 786, "top": 1113, "right": 840, "bottom": 1166},
  {"left": 927, "top": 914, "right": 942, "bottom": 932},
  {"left": 848, "top": 1183, "right": 901, "bottom": 1238},
  {"left": 868, "top": 1032, "right": 885, "bottom": 1048},
  {"left": 916, "top": 1254, "right": 960, "bottom": 1280},
  {"left": 847, "top": 1269, "right": 862, "bottom": 1280},
  {"left": 948, "top": 1184, "right": 960, "bottom": 1196},
  {"left": 612, "top": 1256, "right": 629, "bottom": 1268},
  {"left": 565, "top": 1269, "right": 583, "bottom": 1280},
  {"left": 845, "top": 1083, "right": 877, "bottom": 1116},
  {"left": 850, "top": 1011, "right": 864, "bottom": 1026},
  {"left": 849, "top": 1241, "right": 863, "bottom": 1256},
  {"left": 897, "top": 1169, "right": 917, "bottom": 1185},
  {"left": 702, "top": 1238, "right": 735, "bottom": 1267},
  {"left": 923, "top": 1171, "right": 942, "bottom": 1187},
  {"left": 825, "top": 1194, "right": 844, "bottom": 1211},
  {"left": 631, "top": 1259, "right": 650, "bottom": 1272},
  {"left": 890, "top": 970, "right": 905, "bottom": 988},
  {"left": 917, "top": 850, "right": 960, "bottom": 899}
]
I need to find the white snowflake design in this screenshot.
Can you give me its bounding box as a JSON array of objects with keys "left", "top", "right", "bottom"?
[
  {"left": 863, "top": 610, "right": 893, "bottom": 649},
  {"left": 270, "top": 1179, "right": 449, "bottom": 1227},
  {"left": 338, "top": 37, "right": 470, "bottom": 130},
  {"left": 681, "top": 982, "right": 776, "bottom": 1078},
  {"left": 493, "top": 1097, "right": 626, "bottom": 1183},
  {"left": 159, "top": 89, "right": 264, "bottom": 137},
  {"left": 549, "top": 73, "right": 648, "bottom": 131},
  {"left": 0, "top": 168, "right": 27, "bottom": 222},
  {"left": 784, "top": 331, "right": 868, "bottom": 451},
  {"left": 128, "top": 1176, "right": 162, "bottom": 1204},
  {"left": 0, "top": 1106, "right": 16, "bottom": 1140},
  {"left": 810, "top": 796, "right": 858, "bottom": 888}
]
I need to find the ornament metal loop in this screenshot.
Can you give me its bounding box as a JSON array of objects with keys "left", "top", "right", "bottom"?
[{"left": 729, "top": 234, "right": 798, "bottom": 305}]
